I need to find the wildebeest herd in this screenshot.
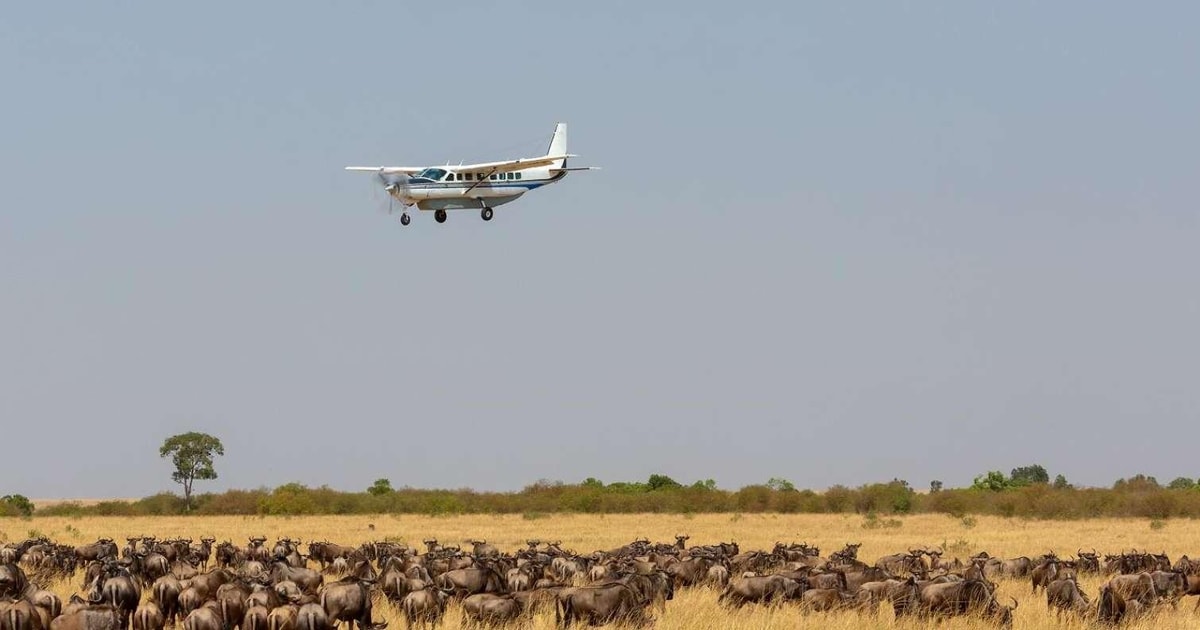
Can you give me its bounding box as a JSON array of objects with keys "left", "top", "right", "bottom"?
[{"left": 2, "top": 534, "right": 1199, "bottom": 628}]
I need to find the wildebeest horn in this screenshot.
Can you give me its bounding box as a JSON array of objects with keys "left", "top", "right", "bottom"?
[{"left": 1009, "top": 597, "right": 1018, "bottom": 609}]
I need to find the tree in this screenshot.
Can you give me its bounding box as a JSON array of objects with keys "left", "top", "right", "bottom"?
[
  {"left": 1168, "top": 477, "right": 1196, "bottom": 490},
  {"left": 159, "top": 432, "right": 225, "bottom": 512},
  {"left": 929, "top": 480, "right": 944, "bottom": 493},
  {"left": 367, "top": 478, "right": 393, "bottom": 495},
  {"left": 971, "top": 471, "right": 1011, "bottom": 492},
  {"left": 646, "top": 474, "right": 682, "bottom": 491},
  {"left": 766, "top": 477, "right": 796, "bottom": 492},
  {"left": 1113, "top": 474, "right": 1160, "bottom": 491},
  {"left": 1053, "top": 474, "right": 1072, "bottom": 489},
  {"left": 0, "top": 494, "right": 33, "bottom": 517},
  {"left": 1009, "top": 464, "right": 1050, "bottom": 487}
]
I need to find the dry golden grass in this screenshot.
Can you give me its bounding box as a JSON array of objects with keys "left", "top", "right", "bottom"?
[{"left": 5, "top": 513, "right": 1200, "bottom": 629}]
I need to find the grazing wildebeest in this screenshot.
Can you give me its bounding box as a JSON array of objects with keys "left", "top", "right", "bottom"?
[
  {"left": 434, "top": 565, "right": 507, "bottom": 598},
  {"left": 1103, "top": 572, "right": 1160, "bottom": 606},
  {"left": 555, "top": 583, "right": 650, "bottom": 628},
  {"left": 1046, "top": 577, "right": 1089, "bottom": 618},
  {"left": 461, "top": 594, "right": 522, "bottom": 627},
  {"left": 718, "top": 575, "right": 802, "bottom": 608},
  {"left": 400, "top": 587, "right": 452, "bottom": 630},
  {"left": 50, "top": 607, "right": 122, "bottom": 630}
]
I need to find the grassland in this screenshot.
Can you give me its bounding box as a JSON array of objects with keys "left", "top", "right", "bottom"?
[{"left": 5, "top": 513, "right": 1200, "bottom": 629}]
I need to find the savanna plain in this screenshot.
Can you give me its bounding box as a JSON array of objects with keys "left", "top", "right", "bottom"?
[{"left": 7, "top": 513, "right": 1200, "bottom": 629}]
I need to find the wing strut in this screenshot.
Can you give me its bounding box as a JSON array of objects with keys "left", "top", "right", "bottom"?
[{"left": 461, "top": 166, "right": 501, "bottom": 196}]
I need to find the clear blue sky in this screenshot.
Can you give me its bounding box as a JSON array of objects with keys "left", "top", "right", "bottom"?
[{"left": 2, "top": 3, "right": 1198, "bottom": 497}]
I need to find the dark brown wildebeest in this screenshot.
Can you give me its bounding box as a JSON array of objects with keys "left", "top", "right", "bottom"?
[
  {"left": 555, "top": 583, "right": 650, "bottom": 628},
  {"left": 400, "top": 587, "right": 452, "bottom": 630},
  {"left": 1103, "top": 572, "right": 1160, "bottom": 606},
  {"left": 76, "top": 540, "right": 118, "bottom": 564},
  {"left": 89, "top": 572, "right": 140, "bottom": 629},
  {"left": 266, "top": 606, "right": 298, "bottom": 630},
  {"left": 434, "top": 564, "right": 507, "bottom": 598},
  {"left": 0, "top": 599, "right": 42, "bottom": 630},
  {"left": 921, "top": 578, "right": 1016, "bottom": 628},
  {"left": 801, "top": 588, "right": 853, "bottom": 612},
  {"left": 49, "top": 607, "right": 122, "bottom": 630},
  {"left": 0, "top": 564, "right": 29, "bottom": 600},
  {"left": 1076, "top": 548, "right": 1100, "bottom": 574},
  {"left": 295, "top": 604, "right": 328, "bottom": 630},
  {"left": 1030, "top": 558, "right": 1060, "bottom": 594},
  {"left": 1046, "top": 577, "right": 1089, "bottom": 619},
  {"left": 270, "top": 564, "right": 322, "bottom": 596},
  {"left": 189, "top": 568, "right": 233, "bottom": 600},
  {"left": 717, "top": 575, "right": 802, "bottom": 608},
  {"left": 131, "top": 602, "right": 165, "bottom": 630},
  {"left": 875, "top": 551, "right": 926, "bottom": 578},
  {"left": 1098, "top": 584, "right": 1144, "bottom": 624},
  {"left": 466, "top": 541, "right": 499, "bottom": 560},
  {"left": 665, "top": 554, "right": 715, "bottom": 587},
  {"left": 216, "top": 580, "right": 252, "bottom": 630},
  {"left": 319, "top": 578, "right": 387, "bottom": 630},
  {"left": 1149, "top": 569, "right": 1187, "bottom": 604},
  {"left": 182, "top": 601, "right": 224, "bottom": 630},
  {"left": 461, "top": 594, "right": 522, "bottom": 627},
  {"left": 175, "top": 587, "right": 203, "bottom": 620},
  {"left": 242, "top": 605, "right": 269, "bottom": 630}
]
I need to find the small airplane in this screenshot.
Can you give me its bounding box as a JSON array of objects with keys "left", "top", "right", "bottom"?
[{"left": 345, "top": 122, "right": 597, "bottom": 225}]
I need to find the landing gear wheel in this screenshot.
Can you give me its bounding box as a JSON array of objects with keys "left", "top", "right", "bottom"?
[
  {"left": 481, "top": 207, "right": 494, "bottom": 222},
  {"left": 399, "top": 213, "right": 411, "bottom": 226},
  {"left": 434, "top": 209, "right": 447, "bottom": 224}
]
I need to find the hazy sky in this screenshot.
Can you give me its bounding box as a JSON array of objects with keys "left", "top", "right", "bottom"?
[{"left": 2, "top": 3, "right": 1198, "bottom": 498}]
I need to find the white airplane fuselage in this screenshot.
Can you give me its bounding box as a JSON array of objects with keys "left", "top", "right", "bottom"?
[{"left": 394, "top": 166, "right": 567, "bottom": 211}]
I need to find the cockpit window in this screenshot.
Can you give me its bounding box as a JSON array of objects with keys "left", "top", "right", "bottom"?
[{"left": 415, "top": 168, "right": 447, "bottom": 181}]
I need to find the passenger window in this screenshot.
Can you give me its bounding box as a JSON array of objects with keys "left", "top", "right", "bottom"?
[
  {"left": 489, "top": 174, "right": 496, "bottom": 180},
  {"left": 515, "top": 172, "right": 522, "bottom": 180},
  {"left": 466, "top": 173, "right": 473, "bottom": 180}
]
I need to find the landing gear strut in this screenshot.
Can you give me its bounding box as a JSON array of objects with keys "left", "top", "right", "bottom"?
[
  {"left": 481, "top": 207, "right": 494, "bottom": 222},
  {"left": 434, "top": 209, "right": 447, "bottom": 224},
  {"left": 399, "top": 213, "right": 411, "bottom": 226}
]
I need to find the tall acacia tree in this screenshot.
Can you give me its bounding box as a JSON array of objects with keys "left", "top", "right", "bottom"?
[{"left": 159, "top": 432, "right": 225, "bottom": 512}]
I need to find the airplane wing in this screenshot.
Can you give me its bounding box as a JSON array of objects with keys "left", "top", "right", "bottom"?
[
  {"left": 455, "top": 154, "right": 577, "bottom": 173},
  {"left": 344, "top": 166, "right": 425, "bottom": 174}
]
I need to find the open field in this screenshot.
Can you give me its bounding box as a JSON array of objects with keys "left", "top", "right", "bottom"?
[{"left": 6, "top": 513, "right": 1200, "bottom": 629}]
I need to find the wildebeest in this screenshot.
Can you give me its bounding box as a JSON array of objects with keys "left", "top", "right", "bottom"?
[
  {"left": 717, "top": 575, "right": 802, "bottom": 608},
  {"left": 921, "top": 578, "right": 1016, "bottom": 628},
  {"left": 181, "top": 601, "right": 224, "bottom": 630},
  {"left": 555, "top": 583, "right": 650, "bottom": 627},
  {"left": 400, "top": 587, "right": 452, "bottom": 630},
  {"left": 319, "top": 578, "right": 387, "bottom": 630},
  {"left": 0, "top": 599, "right": 43, "bottom": 630},
  {"left": 1103, "top": 572, "right": 1160, "bottom": 606},
  {"left": 50, "top": 607, "right": 122, "bottom": 630},
  {"left": 295, "top": 604, "right": 328, "bottom": 630},
  {"left": 461, "top": 594, "right": 523, "bottom": 627},
  {"left": 1046, "top": 577, "right": 1089, "bottom": 618},
  {"left": 434, "top": 565, "right": 507, "bottom": 598},
  {"left": 131, "top": 603, "right": 165, "bottom": 630}
]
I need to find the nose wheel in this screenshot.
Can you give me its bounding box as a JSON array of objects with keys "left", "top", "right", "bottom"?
[
  {"left": 481, "top": 207, "right": 494, "bottom": 222},
  {"left": 434, "top": 209, "right": 447, "bottom": 224},
  {"left": 399, "top": 213, "right": 411, "bottom": 226}
]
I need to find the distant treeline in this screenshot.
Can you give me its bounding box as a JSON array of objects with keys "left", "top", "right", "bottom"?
[{"left": 15, "top": 471, "right": 1200, "bottom": 520}]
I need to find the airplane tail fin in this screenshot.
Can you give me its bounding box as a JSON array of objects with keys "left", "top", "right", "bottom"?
[{"left": 546, "top": 122, "right": 568, "bottom": 169}]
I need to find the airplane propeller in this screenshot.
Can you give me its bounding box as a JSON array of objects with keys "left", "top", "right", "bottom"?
[{"left": 372, "top": 169, "right": 411, "bottom": 216}]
